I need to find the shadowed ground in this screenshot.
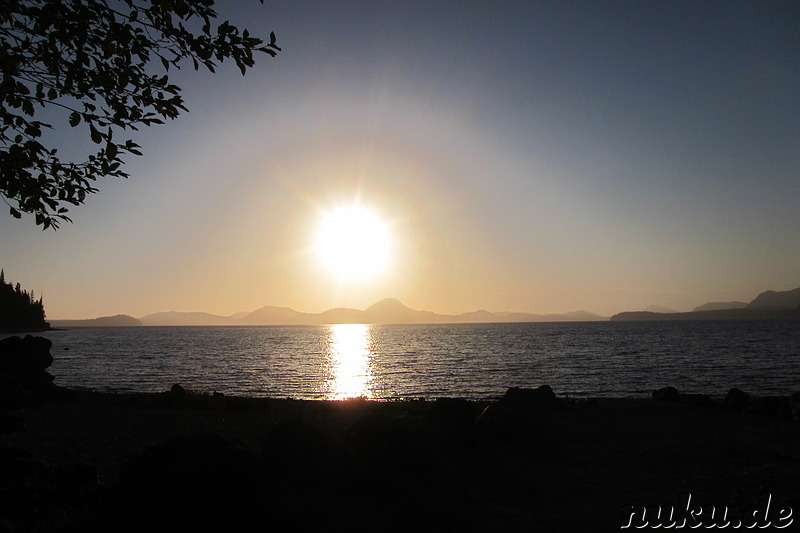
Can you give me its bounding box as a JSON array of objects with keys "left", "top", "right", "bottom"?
[{"left": 1, "top": 388, "right": 799, "bottom": 532}]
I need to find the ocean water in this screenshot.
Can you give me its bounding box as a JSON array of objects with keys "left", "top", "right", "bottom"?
[{"left": 33, "top": 320, "right": 800, "bottom": 400}]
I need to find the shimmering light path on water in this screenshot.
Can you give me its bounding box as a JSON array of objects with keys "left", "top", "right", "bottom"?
[
  {"left": 323, "top": 324, "right": 375, "bottom": 399},
  {"left": 41, "top": 321, "right": 800, "bottom": 400}
]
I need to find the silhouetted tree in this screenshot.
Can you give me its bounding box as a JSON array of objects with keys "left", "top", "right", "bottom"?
[
  {"left": 1, "top": 0, "right": 280, "bottom": 228},
  {"left": 0, "top": 270, "right": 48, "bottom": 330}
]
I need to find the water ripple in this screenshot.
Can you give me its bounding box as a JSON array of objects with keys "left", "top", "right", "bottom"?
[{"left": 39, "top": 320, "right": 800, "bottom": 399}]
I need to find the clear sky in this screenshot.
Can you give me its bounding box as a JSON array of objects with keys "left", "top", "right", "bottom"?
[{"left": 1, "top": 0, "right": 799, "bottom": 319}]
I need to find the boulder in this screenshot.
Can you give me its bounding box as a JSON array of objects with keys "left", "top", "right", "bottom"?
[
  {"left": 476, "top": 385, "right": 565, "bottom": 449},
  {"left": 652, "top": 386, "right": 680, "bottom": 402},
  {"left": 0, "top": 335, "right": 71, "bottom": 407},
  {"left": 501, "top": 385, "right": 561, "bottom": 410},
  {"left": 723, "top": 388, "right": 751, "bottom": 412},
  {"left": 0, "top": 335, "right": 53, "bottom": 376}
]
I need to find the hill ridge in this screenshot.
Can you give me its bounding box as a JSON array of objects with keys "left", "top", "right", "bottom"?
[
  {"left": 612, "top": 287, "right": 800, "bottom": 321},
  {"left": 54, "top": 299, "right": 609, "bottom": 326}
]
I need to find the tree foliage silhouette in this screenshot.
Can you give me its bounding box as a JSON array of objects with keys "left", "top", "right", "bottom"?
[
  {"left": 0, "top": 0, "right": 279, "bottom": 228},
  {"left": 0, "top": 269, "right": 48, "bottom": 330}
]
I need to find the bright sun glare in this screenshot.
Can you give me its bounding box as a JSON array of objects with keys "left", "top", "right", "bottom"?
[{"left": 315, "top": 205, "right": 390, "bottom": 280}]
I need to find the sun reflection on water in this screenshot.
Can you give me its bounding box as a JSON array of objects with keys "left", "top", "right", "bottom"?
[{"left": 324, "top": 323, "right": 375, "bottom": 399}]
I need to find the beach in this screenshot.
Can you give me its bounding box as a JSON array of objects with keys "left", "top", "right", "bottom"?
[{"left": 2, "top": 387, "right": 799, "bottom": 532}]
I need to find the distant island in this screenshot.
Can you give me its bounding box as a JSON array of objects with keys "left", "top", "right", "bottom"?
[
  {"left": 611, "top": 288, "right": 800, "bottom": 321},
  {"left": 50, "top": 315, "right": 143, "bottom": 328},
  {"left": 51, "top": 298, "right": 608, "bottom": 327}
]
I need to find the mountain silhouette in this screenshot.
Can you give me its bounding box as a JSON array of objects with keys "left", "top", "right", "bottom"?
[
  {"left": 747, "top": 288, "right": 800, "bottom": 310},
  {"left": 645, "top": 305, "right": 679, "bottom": 313},
  {"left": 48, "top": 287, "right": 800, "bottom": 326},
  {"left": 364, "top": 298, "right": 441, "bottom": 324},
  {"left": 140, "top": 311, "right": 238, "bottom": 326},
  {"left": 318, "top": 307, "right": 369, "bottom": 324},
  {"left": 692, "top": 301, "right": 748, "bottom": 312},
  {"left": 239, "top": 305, "right": 315, "bottom": 325},
  {"left": 223, "top": 299, "right": 606, "bottom": 325},
  {"left": 612, "top": 287, "right": 800, "bottom": 321},
  {"left": 93, "top": 299, "right": 607, "bottom": 326},
  {"left": 51, "top": 314, "right": 142, "bottom": 327}
]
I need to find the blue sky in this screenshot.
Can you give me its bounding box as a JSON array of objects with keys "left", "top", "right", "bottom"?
[{"left": 1, "top": 0, "right": 798, "bottom": 319}]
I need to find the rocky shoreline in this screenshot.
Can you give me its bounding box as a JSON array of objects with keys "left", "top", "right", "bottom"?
[{"left": 1, "top": 336, "right": 799, "bottom": 532}]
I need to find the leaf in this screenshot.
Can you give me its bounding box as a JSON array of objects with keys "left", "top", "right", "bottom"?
[
  {"left": 2, "top": 0, "right": 278, "bottom": 229},
  {"left": 90, "top": 125, "right": 102, "bottom": 144}
]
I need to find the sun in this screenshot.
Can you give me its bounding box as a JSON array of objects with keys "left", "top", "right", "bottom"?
[{"left": 315, "top": 205, "right": 390, "bottom": 280}]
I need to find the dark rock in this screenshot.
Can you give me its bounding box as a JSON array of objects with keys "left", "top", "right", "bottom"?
[
  {"left": 212, "top": 390, "right": 226, "bottom": 408},
  {"left": 652, "top": 386, "right": 680, "bottom": 402},
  {"left": 724, "top": 388, "right": 751, "bottom": 412},
  {"left": 0, "top": 336, "right": 71, "bottom": 406},
  {"left": 475, "top": 386, "right": 567, "bottom": 452},
  {"left": 501, "top": 385, "right": 561, "bottom": 410},
  {"left": 0, "top": 335, "right": 53, "bottom": 375},
  {"left": 164, "top": 383, "right": 209, "bottom": 409},
  {"left": 119, "top": 433, "right": 264, "bottom": 530}
]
